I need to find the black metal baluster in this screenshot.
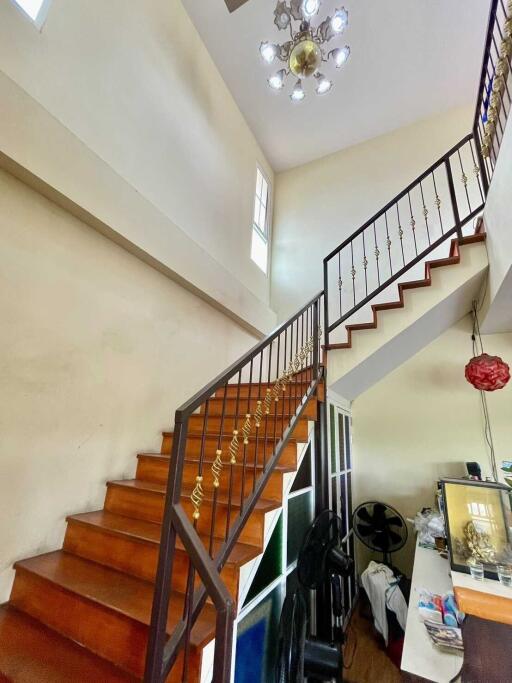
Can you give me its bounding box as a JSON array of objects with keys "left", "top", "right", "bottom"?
[
  {"left": 384, "top": 211, "right": 393, "bottom": 276},
  {"left": 209, "top": 386, "right": 227, "bottom": 557},
  {"left": 225, "top": 370, "right": 242, "bottom": 541},
  {"left": 263, "top": 342, "right": 272, "bottom": 470},
  {"left": 288, "top": 322, "right": 293, "bottom": 419},
  {"left": 396, "top": 202, "right": 405, "bottom": 267},
  {"left": 457, "top": 148, "right": 472, "bottom": 214},
  {"left": 240, "top": 359, "right": 253, "bottom": 512},
  {"left": 281, "top": 327, "right": 287, "bottom": 437},
  {"left": 362, "top": 230, "right": 368, "bottom": 297},
  {"left": 419, "top": 181, "right": 431, "bottom": 245},
  {"left": 372, "top": 222, "right": 380, "bottom": 287},
  {"left": 272, "top": 334, "right": 280, "bottom": 447},
  {"left": 253, "top": 351, "right": 264, "bottom": 494},
  {"left": 469, "top": 138, "right": 485, "bottom": 203},
  {"left": 337, "top": 251, "right": 343, "bottom": 320},
  {"left": 407, "top": 192, "right": 418, "bottom": 255},
  {"left": 350, "top": 240, "right": 356, "bottom": 307},
  {"left": 432, "top": 171, "right": 444, "bottom": 234},
  {"left": 445, "top": 156, "right": 462, "bottom": 240}
]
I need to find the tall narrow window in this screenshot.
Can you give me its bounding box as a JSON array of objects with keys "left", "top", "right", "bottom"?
[
  {"left": 11, "top": 0, "right": 50, "bottom": 26},
  {"left": 251, "top": 168, "right": 271, "bottom": 274}
]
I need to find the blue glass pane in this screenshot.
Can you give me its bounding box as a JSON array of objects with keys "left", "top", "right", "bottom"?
[{"left": 235, "top": 583, "right": 283, "bottom": 683}]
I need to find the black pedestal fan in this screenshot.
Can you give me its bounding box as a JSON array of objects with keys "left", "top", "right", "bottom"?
[
  {"left": 352, "top": 501, "right": 408, "bottom": 566},
  {"left": 275, "top": 511, "right": 353, "bottom": 683}
]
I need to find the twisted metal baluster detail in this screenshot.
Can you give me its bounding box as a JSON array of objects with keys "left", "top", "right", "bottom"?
[
  {"left": 263, "top": 387, "right": 272, "bottom": 415},
  {"left": 190, "top": 475, "right": 204, "bottom": 520},
  {"left": 254, "top": 399, "right": 263, "bottom": 428},
  {"left": 242, "top": 413, "right": 252, "bottom": 445},
  {"left": 229, "top": 429, "right": 239, "bottom": 465},
  {"left": 211, "top": 450, "right": 223, "bottom": 489}
]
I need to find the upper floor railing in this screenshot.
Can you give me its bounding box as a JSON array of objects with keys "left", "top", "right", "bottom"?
[{"left": 473, "top": 0, "right": 512, "bottom": 185}]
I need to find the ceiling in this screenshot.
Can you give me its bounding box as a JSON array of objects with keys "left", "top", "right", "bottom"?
[{"left": 182, "top": 0, "right": 491, "bottom": 171}]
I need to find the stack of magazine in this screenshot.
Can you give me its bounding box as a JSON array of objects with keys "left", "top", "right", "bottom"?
[{"left": 424, "top": 619, "right": 463, "bottom": 653}]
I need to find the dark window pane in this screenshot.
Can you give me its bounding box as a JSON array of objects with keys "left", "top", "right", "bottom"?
[
  {"left": 330, "top": 404, "right": 336, "bottom": 471},
  {"left": 344, "top": 415, "right": 351, "bottom": 469},
  {"left": 339, "top": 473, "right": 347, "bottom": 537},
  {"left": 349, "top": 532, "right": 356, "bottom": 603},
  {"left": 342, "top": 539, "right": 350, "bottom": 618},
  {"left": 235, "top": 583, "right": 284, "bottom": 683},
  {"left": 287, "top": 492, "right": 313, "bottom": 566},
  {"left": 244, "top": 514, "right": 283, "bottom": 606},
  {"left": 290, "top": 445, "right": 312, "bottom": 493},
  {"left": 338, "top": 413, "right": 346, "bottom": 472},
  {"left": 331, "top": 476, "right": 338, "bottom": 514},
  {"left": 347, "top": 472, "right": 352, "bottom": 527},
  {"left": 286, "top": 567, "right": 299, "bottom": 597}
]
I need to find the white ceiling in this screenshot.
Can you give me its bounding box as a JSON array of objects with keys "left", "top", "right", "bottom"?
[{"left": 182, "top": 0, "right": 491, "bottom": 171}]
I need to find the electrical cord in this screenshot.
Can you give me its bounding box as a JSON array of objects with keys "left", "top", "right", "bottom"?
[{"left": 470, "top": 299, "right": 498, "bottom": 482}]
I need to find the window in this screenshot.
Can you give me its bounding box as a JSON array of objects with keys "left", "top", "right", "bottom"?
[
  {"left": 251, "top": 168, "right": 271, "bottom": 273},
  {"left": 11, "top": 0, "right": 50, "bottom": 26}
]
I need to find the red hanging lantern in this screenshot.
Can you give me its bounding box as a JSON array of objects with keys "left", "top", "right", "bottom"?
[{"left": 465, "top": 353, "right": 510, "bottom": 392}]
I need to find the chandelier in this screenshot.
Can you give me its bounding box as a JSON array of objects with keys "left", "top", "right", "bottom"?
[{"left": 260, "top": 0, "right": 350, "bottom": 101}]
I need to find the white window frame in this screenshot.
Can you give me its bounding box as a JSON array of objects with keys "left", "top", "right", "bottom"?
[
  {"left": 250, "top": 166, "right": 272, "bottom": 275},
  {"left": 10, "top": 0, "right": 52, "bottom": 29}
]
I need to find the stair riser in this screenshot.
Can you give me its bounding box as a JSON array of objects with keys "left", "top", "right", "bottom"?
[
  {"left": 202, "top": 396, "right": 317, "bottom": 418},
  {"left": 214, "top": 381, "right": 311, "bottom": 399},
  {"left": 63, "top": 523, "right": 240, "bottom": 598},
  {"left": 188, "top": 414, "right": 309, "bottom": 441},
  {"left": 136, "top": 457, "right": 285, "bottom": 501},
  {"left": 105, "top": 485, "right": 266, "bottom": 546},
  {"left": 160, "top": 434, "right": 298, "bottom": 467},
  {"left": 11, "top": 570, "right": 150, "bottom": 677}
]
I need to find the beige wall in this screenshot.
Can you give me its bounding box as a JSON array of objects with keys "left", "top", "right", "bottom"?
[
  {"left": 0, "top": 168, "right": 257, "bottom": 602},
  {"left": 351, "top": 314, "right": 512, "bottom": 575},
  {"left": 271, "top": 105, "right": 474, "bottom": 321},
  {"left": 0, "top": 0, "right": 275, "bottom": 333}
]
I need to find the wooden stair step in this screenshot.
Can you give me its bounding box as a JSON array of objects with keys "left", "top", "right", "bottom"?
[
  {"left": 137, "top": 453, "right": 292, "bottom": 500},
  {"left": 0, "top": 604, "right": 136, "bottom": 682},
  {"left": 214, "top": 380, "right": 311, "bottom": 398},
  {"left": 11, "top": 551, "right": 216, "bottom": 678},
  {"left": 105, "top": 479, "right": 280, "bottom": 546},
  {"left": 65, "top": 510, "right": 260, "bottom": 596},
  {"left": 187, "top": 413, "right": 310, "bottom": 441},
  {"left": 160, "top": 431, "right": 301, "bottom": 465},
  {"left": 202, "top": 395, "right": 317, "bottom": 418}
]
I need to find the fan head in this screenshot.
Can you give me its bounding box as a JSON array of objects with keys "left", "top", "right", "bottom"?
[
  {"left": 352, "top": 501, "right": 407, "bottom": 556},
  {"left": 297, "top": 510, "right": 347, "bottom": 590}
]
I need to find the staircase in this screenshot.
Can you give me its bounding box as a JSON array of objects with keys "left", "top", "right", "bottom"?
[
  {"left": 0, "top": 308, "right": 321, "bottom": 683},
  {"left": 1, "top": 1, "right": 510, "bottom": 680}
]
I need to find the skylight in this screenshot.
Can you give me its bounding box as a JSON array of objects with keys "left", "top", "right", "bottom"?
[{"left": 12, "top": 0, "right": 48, "bottom": 23}]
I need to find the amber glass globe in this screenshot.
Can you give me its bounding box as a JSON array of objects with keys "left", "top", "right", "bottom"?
[{"left": 289, "top": 39, "right": 322, "bottom": 78}]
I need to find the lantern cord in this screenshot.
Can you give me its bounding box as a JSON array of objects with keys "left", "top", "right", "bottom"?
[{"left": 471, "top": 300, "right": 498, "bottom": 482}]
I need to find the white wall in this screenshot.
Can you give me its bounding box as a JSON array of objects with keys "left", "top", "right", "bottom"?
[
  {"left": 482, "top": 115, "right": 512, "bottom": 333},
  {"left": 0, "top": 168, "right": 257, "bottom": 602},
  {"left": 0, "top": 0, "right": 276, "bottom": 333},
  {"left": 351, "top": 314, "right": 512, "bottom": 574},
  {"left": 271, "top": 105, "right": 474, "bottom": 322}
]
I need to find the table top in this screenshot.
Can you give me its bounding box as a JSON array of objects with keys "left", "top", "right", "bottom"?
[{"left": 401, "top": 540, "right": 462, "bottom": 683}]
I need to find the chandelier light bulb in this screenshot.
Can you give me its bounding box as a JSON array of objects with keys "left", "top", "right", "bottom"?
[
  {"left": 302, "top": 0, "right": 320, "bottom": 18},
  {"left": 331, "top": 7, "right": 349, "bottom": 33},
  {"left": 315, "top": 73, "right": 333, "bottom": 95},
  {"left": 290, "top": 80, "right": 305, "bottom": 101},
  {"left": 260, "top": 42, "right": 277, "bottom": 63},
  {"left": 268, "top": 69, "right": 286, "bottom": 90},
  {"left": 330, "top": 45, "right": 350, "bottom": 68}
]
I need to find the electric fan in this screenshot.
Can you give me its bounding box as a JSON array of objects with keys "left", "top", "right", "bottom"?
[
  {"left": 275, "top": 511, "right": 352, "bottom": 683},
  {"left": 352, "top": 501, "right": 408, "bottom": 565}
]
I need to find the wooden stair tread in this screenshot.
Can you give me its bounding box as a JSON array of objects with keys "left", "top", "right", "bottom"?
[
  {"left": 0, "top": 604, "right": 136, "bottom": 683},
  {"left": 162, "top": 431, "right": 298, "bottom": 444},
  {"left": 67, "top": 511, "right": 261, "bottom": 566},
  {"left": 138, "top": 453, "right": 295, "bottom": 473},
  {"left": 14, "top": 551, "right": 216, "bottom": 648},
  {"left": 108, "top": 479, "right": 281, "bottom": 512}
]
